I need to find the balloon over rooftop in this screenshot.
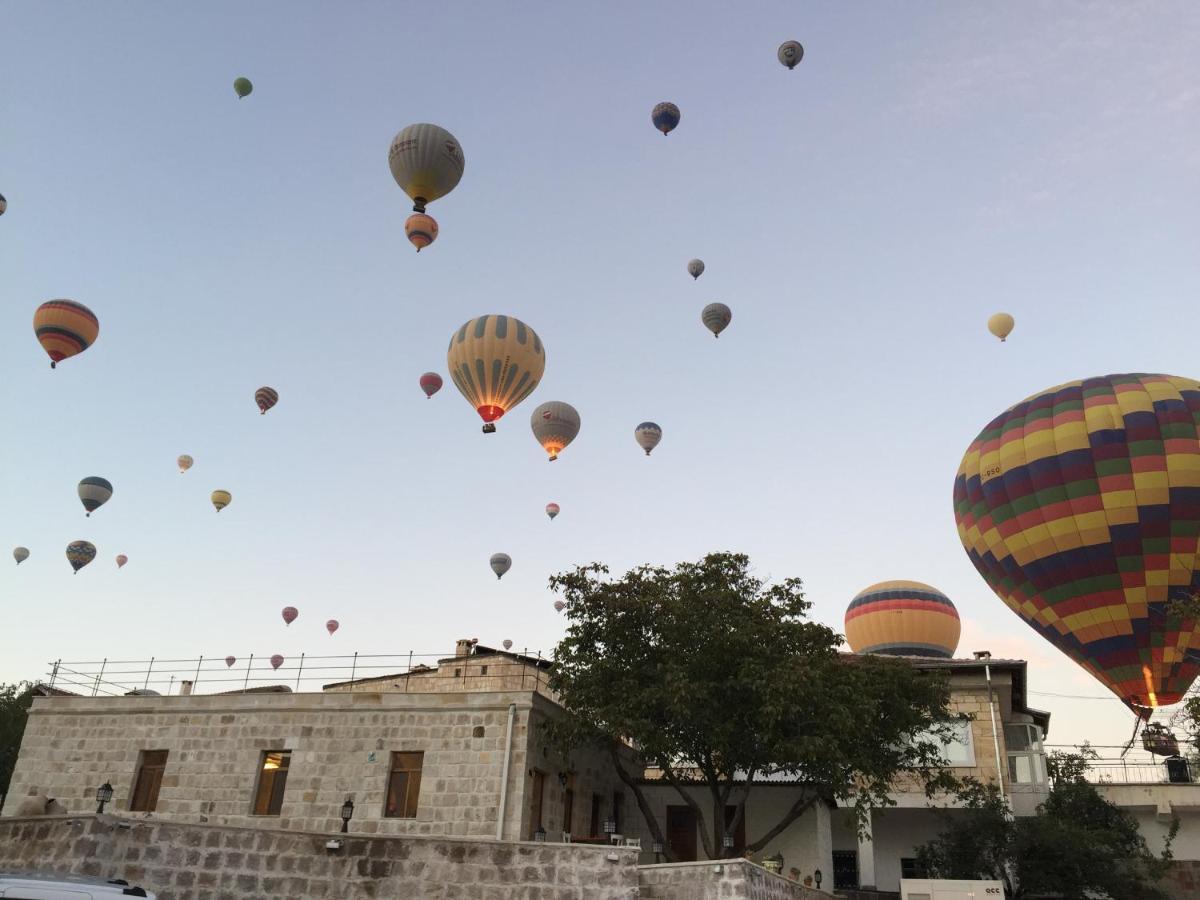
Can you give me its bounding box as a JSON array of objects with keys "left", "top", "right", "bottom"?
[{"left": 844, "top": 580, "right": 961, "bottom": 658}]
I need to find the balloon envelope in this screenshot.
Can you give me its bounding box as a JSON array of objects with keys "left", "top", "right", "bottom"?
[
  {"left": 953, "top": 373, "right": 1200, "bottom": 713},
  {"left": 701, "top": 303, "right": 732, "bottom": 338},
  {"left": 553, "top": 600, "right": 566, "bottom": 613},
  {"left": 651, "top": 102, "right": 681, "bottom": 135},
  {"left": 282, "top": 606, "right": 298, "bottom": 626},
  {"left": 66, "top": 540, "right": 96, "bottom": 573},
  {"left": 778, "top": 40, "right": 804, "bottom": 69},
  {"left": 546, "top": 502, "right": 560, "bottom": 521},
  {"left": 13, "top": 547, "right": 29, "bottom": 565},
  {"left": 388, "top": 124, "right": 465, "bottom": 212},
  {"left": 447, "top": 316, "right": 545, "bottom": 431},
  {"left": 115, "top": 554, "right": 128, "bottom": 569},
  {"left": 405, "top": 213, "right": 438, "bottom": 252},
  {"left": 326, "top": 619, "right": 339, "bottom": 635},
  {"left": 255, "top": 386, "right": 279, "bottom": 414},
  {"left": 530, "top": 401, "right": 581, "bottom": 461},
  {"left": 502, "top": 639, "right": 513, "bottom": 651},
  {"left": 225, "top": 656, "right": 236, "bottom": 667},
  {"left": 845, "top": 580, "right": 960, "bottom": 658},
  {"left": 78, "top": 476, "right": 113, "bottom": 516},
  {"left": 177, "top": 455, "right": 193, "bottom": 473},
  {"left": 211, "top": 490, "right": 232, "bottom": 512},
  {"left": 490, "top": 553, "right": 512, "bottom": 579},
  {"left": 270, "top": 654, "right": 284, "bottom": 670},
  {"left": 988, "top": 313, "right": 1015, "bottom": 342},
  {"left": 635, "top": 422, "right": 663, "bottom": 456},
  {"left": 0, "top": 193, "right": 6, "bottom": 215},
  {"left": 420, "top": 372, "right": 443, "bottom": 398},
  {"left": 34, "top": 300, "right": 98, "bottom": 368},
  {"left": 234, "top": 77, "right": 253, "bottom": 98},
  {"left": 687, "top": 259, "right": 704, "bottom": 280}
]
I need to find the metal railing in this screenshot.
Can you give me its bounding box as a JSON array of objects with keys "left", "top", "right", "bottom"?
[
  {"left": 1044, "top": 744, "right": 1195, "bottom": 785},
  {"left": 42, "top": 649, "right": 550, "bottom": 698}
]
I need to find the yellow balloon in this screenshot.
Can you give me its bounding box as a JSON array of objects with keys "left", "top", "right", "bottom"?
[
  {"left": 211, "top": 490, "right": 232, "bottom": 513},
  {"left": 447, "top": 315, "right": 545, "bottom": 433},
  {"left": 987, "top": 313, "right": 1014, "bottom": 342}
]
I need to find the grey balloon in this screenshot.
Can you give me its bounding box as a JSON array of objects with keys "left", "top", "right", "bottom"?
[
  {"left": 530, "top": 401, "right": 581, "bottom": 461},
  {"left": 635, "top": 422, "right": 663, "bottom": 456},
  {"left": 13, "top": 547, "right": 29, "bottom": 565},
  {"left": 701, "top": 303, "right": 732, "bottom": 338},
  {"left": 687, "top": 259, "right": 705, "bottom": 280},
  {"left": 490, "top": 553, "right": 512, "bottom": 580},
  {"left": 778, "top": 40, "right": 804, "bottom": 69}
]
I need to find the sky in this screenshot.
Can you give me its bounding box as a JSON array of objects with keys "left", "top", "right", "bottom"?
[{"left": 0, "top": 1, "right": 1196, "bottom": 750}]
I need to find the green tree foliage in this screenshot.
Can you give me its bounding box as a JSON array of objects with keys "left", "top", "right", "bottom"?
[
  {"left": 547, "top": 552, "right": 957, "bottom": 861},
  {"left": 0, "top": 682, "right": 35, "bottom": 797},
  {"left": 916, "top": 749, "right": 1176, "bottom": 899}
]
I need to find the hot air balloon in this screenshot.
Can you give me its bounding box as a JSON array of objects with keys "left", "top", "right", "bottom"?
[
  {"left": 34, "top": 300, "right": 99, "bottom": 369},
  {"left": 78, "top": 477, "right": 113, "bottom": 517},
  {"left": 490, "top": 553, "right": 512, "bottom": 580},
  {"left": 225, "top": 656, "right": 237, "bottom": 667},
  {"left": 420, "top": 372, "right": 443, "bottom": 399},
  {"left": 635, "top": 422, "right": 662, "bottom": 456},
  {"left": 687, "top": 259, "right": 705, "bottom": 280},
  {"left": 270, "top": 654, "right": 284, "bottom": 671},
  {"left": 282, "top": 606, "right": 298, "bottom": 626},
  {"left": 553, "top": 600, "right": 566, "bottom": 613},
  {"left": 115, "top": 554, "right": 128, "bottom": 569},
  {"left": 778, "top": 40, "right": 804, "bottom": 69},
  {"left": 388, "top": 124, "right": 465, "bottom": 213},
  {"left": 405, "top": 213, "right": 438, "bottom": 252},
  {"left": 177, "top": 455, "right": 193, "bottom": 473},
  {"left": 845, "top": 581, "right": 960, "bottom": 658},
  {"left": 234, "top": 77, "right": 253, "bottom": 99},
  {"left": 447, "top": 315, "right": 546, "bottom": 433},
  {"left": 953, "top": 373, "right": 1200, "bottom": 716},
  {"left": 987, "top": 313, "right": 1015, "bottom": 342},
  {"left": 66, "top": 540, "right": 96, "bottom": 574},
  {"left": 531, "top": 401, "right": 580, "bottom": 461},
  {"left": 546, "top": 502, "right": 560, "bottom": 521},
  {"left": 13, "top": 547, "right": 29, "bottom": 565},
  {"left": 701, "top": 303, "right": 732, "bottom": 338},
  {"left": 0, "top": 193, "right": 6, "bottom": 216},
  {"left": 651, "top": 102, "right": 681, "bottom": 136},
  {"left": 326, "top": 619, "right": 339, "bottom": 636},
  {"left": 211, "top": 490, "right": 232, "bottom": 512},
  {"left": 502, "top": 639, "right": 513, "bottom": 651},
  {"left": 255, "top": 386, "right": 278, "bottom": 415}
]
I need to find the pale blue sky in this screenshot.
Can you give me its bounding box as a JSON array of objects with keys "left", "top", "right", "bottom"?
[{"left": 1, "top": 2, "right": 1196, "bottom": 747}]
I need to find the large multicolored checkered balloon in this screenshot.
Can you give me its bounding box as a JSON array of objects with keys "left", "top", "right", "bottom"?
[{"left": 954, "top": 374, "right": 1200, "bottom": 714}]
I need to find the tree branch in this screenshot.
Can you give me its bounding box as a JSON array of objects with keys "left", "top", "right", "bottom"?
[
  {"left": 657, "top": 755, "right": 715, "bottom": 860},
  {"left": 609, "top": 743, "right": 671, "bottom": 860},
  {"left": 744, "top": 788, "right": 819, "bottom": 854}
]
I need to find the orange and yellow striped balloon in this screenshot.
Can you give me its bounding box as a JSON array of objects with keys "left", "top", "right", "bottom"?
[
  {"left": 845, "top": 580, "right": 961, "bottom": 658},
  {"left": 34, "top": 300, "right": 99, "bottom": 368}
]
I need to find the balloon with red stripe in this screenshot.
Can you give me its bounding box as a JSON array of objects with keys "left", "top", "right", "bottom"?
[
  {"left": 34, "top": 300, "right": 99, "bottom": 369},
  {"left": 844, "top": 580, "right": 961, "bottom": 659}
]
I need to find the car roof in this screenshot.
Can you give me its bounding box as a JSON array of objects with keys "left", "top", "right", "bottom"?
[{"left": 0, "top": 873, "right": 151, "bottom": 897}]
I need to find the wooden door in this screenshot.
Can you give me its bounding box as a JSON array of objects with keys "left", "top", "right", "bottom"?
[{"left": 666, "top": 805, "right": 697, "bottom": 862}]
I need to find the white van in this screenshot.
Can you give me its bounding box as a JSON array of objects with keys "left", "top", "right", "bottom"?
[
  {"left": 0, "top": 873, "right": 155, "bottom": 899},
  {"left": 900, "top": 879, "right": 1005, "bottom": 900}
]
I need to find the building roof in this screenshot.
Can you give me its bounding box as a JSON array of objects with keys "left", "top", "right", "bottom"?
[
  {"left": 321, "top": 646, "right": 551, "bottom": 691},
  {"left": 902, "top": 655, "right": 1050, "bottom": 737}
]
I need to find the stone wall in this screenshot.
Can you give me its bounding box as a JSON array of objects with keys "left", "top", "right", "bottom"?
[
  {"left": 0, "top": 814, "right": 640, "bottom": 900},
  {"left": 639, "top": 860, "right": 835, "bottom": 899},
  {"left": 322, "top": 653, "right": 558, "bottom": 702}
]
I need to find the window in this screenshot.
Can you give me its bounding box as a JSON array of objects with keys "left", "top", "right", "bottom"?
[
  {"left": 590, "top": 793, "right": 602, "bottom": 837},
  {"left": 901, "top": 857, "right": 928, "bottom": 879},
  {"left": 529, "top": 770, "right": 546, "bottom": 839},
  {"left": 384, "top": 751, "right": 424, "bottom": 818},
  {"left": 563, "top": 784, "right": 574, "bottom": 835},
  {"left": 480, "top": 666, "right": 488, "bottom": 676},
  {"left": 612, "top": 791, "right": 625, "bottom": 833},
  {"left": 1005, "top": 724, "right": 1047, "bottom": 784},
  {"left": 252, "top": 751, "right": 291, "bottom": 816},
  {"left": 129, "top": 750, "right": 168, "bottom": 812},
  {"left": 912, "top": 718, "right": 976, "bottom": 767}
]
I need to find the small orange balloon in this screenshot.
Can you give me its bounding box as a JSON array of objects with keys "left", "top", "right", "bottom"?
[{"left": 405, "top": 213, "right": 438, "bottom": 252}]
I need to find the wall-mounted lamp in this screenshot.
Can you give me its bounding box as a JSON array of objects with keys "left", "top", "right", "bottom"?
[
  {"left": 95, "top": 781, "right": 113, "bottom": 814},
  {"left": 602, "top": 819, "right": 616, "bottom": 836},
  {"left": 814, "top": 868, "right": 823, "bottom": 888},
  {"left": 557, "top": 771, "right": 569, "bottom": 788},
  {"left": 652, "top": 841, "right": 664, "bottom": 863},
  {"left": 534, "top": 825, "right": 546, "bottom": 842},
  {"left": 340, "top": 797, "right": 354, "bottom": 834}
]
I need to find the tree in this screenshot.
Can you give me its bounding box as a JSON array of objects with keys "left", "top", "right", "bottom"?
[
  {"left": 0, "top": 682, "right": 36, "bottom": 799},
  {"left": 916, "top": 749, "right": 1176, "bottom": 900},
  {"left": 546, "top": 552, "right": 957, "bottom": 861}
]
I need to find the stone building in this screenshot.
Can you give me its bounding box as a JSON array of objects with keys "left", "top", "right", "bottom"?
[{"left": 3, "top": 641, "right": 633, "bottom": 844}]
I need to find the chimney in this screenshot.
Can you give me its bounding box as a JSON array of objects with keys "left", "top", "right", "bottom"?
[
  {"left": 973, "top": 650, "right": 992, "bottom": 660},
  {"left": 456, "top": 639, "right": 473, "bottom": 658},
  {"left": 180, "top": 680, "right": 194, "bottom": 696}
]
